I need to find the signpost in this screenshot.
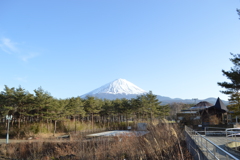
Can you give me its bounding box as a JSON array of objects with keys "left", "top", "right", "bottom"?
[{"left": 6, "top": 115, "right": 12, "bottom": 144}]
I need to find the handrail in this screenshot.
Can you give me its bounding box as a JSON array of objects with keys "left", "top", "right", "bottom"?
[
  {"left": 204, "top": 127, "right": 227, "bottom": 136},
  {"left": 185, "top": 126, "right": 239, "bottom": 160},
  {"left": 226, "top": 128, "right": 240, "bottom": 142},
  {"left": 205, "top": 127, "right": 227, "bottom": 130},
  {"left": 225, "top": 128, "right": 240, "bottom": 152},
  {"left": 226, "top": 128, "right": 240, "bottom": 135}
]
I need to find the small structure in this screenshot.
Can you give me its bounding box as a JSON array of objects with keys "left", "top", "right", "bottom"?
[
  {"left": 177, "top": 97, "right": 229, "bottom": 126},
  {"left": 199, "top": 97, "right": 228, "bottom": 125},
  {"left": 177, "top": 101, "right": 214, "bottom": 125}
]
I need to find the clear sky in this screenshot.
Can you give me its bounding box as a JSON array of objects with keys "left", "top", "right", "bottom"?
[{"left": 0, "top": 0, "right": 240, "bottom": 101}]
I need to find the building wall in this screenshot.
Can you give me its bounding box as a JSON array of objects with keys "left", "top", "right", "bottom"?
[{"left": 202, "top": 112, "right": 222, "bottom": 125}]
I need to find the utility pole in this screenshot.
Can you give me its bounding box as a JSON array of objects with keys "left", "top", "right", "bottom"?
[
  {"left": 192, "top": 98, "right": 198, "bottom": 104},
  {"left": 6, "top": 115, "right": 12, "bottom": 144}
]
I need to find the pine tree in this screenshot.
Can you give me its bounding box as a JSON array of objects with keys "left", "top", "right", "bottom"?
[
  {"left": 144, "top": 91, "right": 169, "bottom": 120},
  {"left": 48, "top": 98, "right": 66, "bottom": 136},
  {"left": 100, "top": 99, "right": 114, "bottom": 127},
  {"left": 84, "top": 96, "right": 102, "bottom": 130},
  {"left": 218, "top": 53, "right": 240, "bottom": 116},
  {"left": 13, "top": 86, "right": 34, "bottom": 128},
  {"left": 135, "top": 91, "right": 168, "bottom": 121},
  {"left": 65, "top": 97, "right": 85, "bottom": 118},
  {"left": 0, "top": 86, "right": 15, "bottom": 117},
  {"left": 121, "top": 98, "right": 132, "bottom": 126},
  {"left": 33, "top": 87, "right": 53, "bottom": 122},
  {"left": 228, "top": 93, "right": 240, "bottom": 116}
]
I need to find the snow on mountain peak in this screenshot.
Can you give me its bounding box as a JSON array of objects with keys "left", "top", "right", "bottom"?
[{"left": 83, "top": 78, "right": 147, "bottom": 96}]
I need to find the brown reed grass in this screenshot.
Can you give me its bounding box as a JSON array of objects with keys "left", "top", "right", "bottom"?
[{"left": 0, "top": 123, "right": 193, "bottom": 160}]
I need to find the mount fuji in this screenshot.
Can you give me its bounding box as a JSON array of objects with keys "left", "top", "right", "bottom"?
[
  {"left": 81, "top": 78, "right": 147, "bottom": 100},
  {"left": 81, "top": 78, "right": 229, "bottom": 105}
]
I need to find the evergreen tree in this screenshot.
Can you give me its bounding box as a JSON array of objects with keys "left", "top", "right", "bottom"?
[
  {"left": 156, "top": 104, "right": 170, "bottom": 118},
  {"left": 135, "top": 94, "right": 148, "bottom": 120},
  {"left": 218, "top": 11, "right": 240, "bottom": 116},
  {"left": 227, "top": 93, "right": 240, "bottom": 116},
  {"left": 48, "top": 98, "right": 66, "bottom": 136},
  {"left": 65, "top": 97, "right": 85, "bottom": 119},
  {"left": 218, "top": 53, "right": 240, "bottom": 116},
  {"left": 13, "top": 86, "right": 34, "bottom": 128},
  {"left": 0, "top": 85, "right": 15, "bottom": 116},
  {"left": 135, "top": 91, "right": 167, "bottom": 121},
  {"left": 129, "top": 98, "right": 139, "bottom": 120},
  {"left": 113, "top": 99, "right": 125, "bottom": 122},
  {"left": 84, "top": 96, "right": 102, "bottom": 129},
  {"left": 100, "top": 99, "right": 114, "bottom": 126},
  {"left": 33, "top": 87, "right": 53, "bottom": 122},
  {"left": 144, "top": 91, "right": 168, "bottom": 120},
  {"left": 121, "top": 98, "right": 132, "bottom": 125}
]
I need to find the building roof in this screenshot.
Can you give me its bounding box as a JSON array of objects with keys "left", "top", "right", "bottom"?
[
  {"left": 198, "top": 97, "right": 228, "bottom": 113},
  {"left": 190, "top": 101, "right": 214, "bottom": 110},
  {"left": 214, "top": 97, "right": 228, "bottom": 111}
]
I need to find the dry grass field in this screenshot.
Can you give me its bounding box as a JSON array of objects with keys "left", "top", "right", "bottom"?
[{"left": 0, "top": 123, "right": 192, "bottom": 160}]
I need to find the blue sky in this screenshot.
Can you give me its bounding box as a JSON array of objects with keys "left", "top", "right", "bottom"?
[{"left": 0, "top": 0, "right": 240, "bottom": 101}]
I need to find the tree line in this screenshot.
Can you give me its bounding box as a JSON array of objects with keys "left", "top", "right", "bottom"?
[{"left": 0, "top": 85, "right": 169, "bottom": 130}]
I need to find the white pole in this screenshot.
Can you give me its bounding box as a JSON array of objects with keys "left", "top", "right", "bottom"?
[
  {"left": 6, "top": 115, "right": 12, "bottom": 144},
  {"left": 6, "top": 120, "right": 9, "bottom": 144}
]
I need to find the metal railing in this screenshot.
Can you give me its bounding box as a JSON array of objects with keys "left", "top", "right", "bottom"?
[
  {"left": 225, "top": 128, "right": 240, "bottom": 152},
  {"left": 185, "top": 126, "right": 239, "bottom": 160},
  {"left": 204, "top": 127, "right": 227, "bottom": 136}
]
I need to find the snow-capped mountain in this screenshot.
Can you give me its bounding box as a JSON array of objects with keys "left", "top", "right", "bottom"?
[
  {"left": 81, "top": 78, "right": 147, "bottom": 99},
  {"left": 81, "top": 78, "right": 229, "bottom": 105}
]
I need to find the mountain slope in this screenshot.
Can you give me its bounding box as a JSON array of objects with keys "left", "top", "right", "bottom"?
[
  {"left": 81, "top": 78, "right": 229, "bottom": 105},
  {"left": 157, "top": 96, "right": 228, "bottom": 105},
  {"left": 81, "top": 78, "right": 147, "bottom": 99}
]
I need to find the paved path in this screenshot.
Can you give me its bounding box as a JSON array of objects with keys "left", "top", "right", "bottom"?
[
  {"left": 0, "top": 138, "right": 72, "bottom": 144},
  {"left": 205, "top": 136, "right": 240, "bottom": 159}
]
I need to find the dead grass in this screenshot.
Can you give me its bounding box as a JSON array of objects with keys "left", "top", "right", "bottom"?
[{"left": 0, "top": 123, "right": 193, "bottom": 160}]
